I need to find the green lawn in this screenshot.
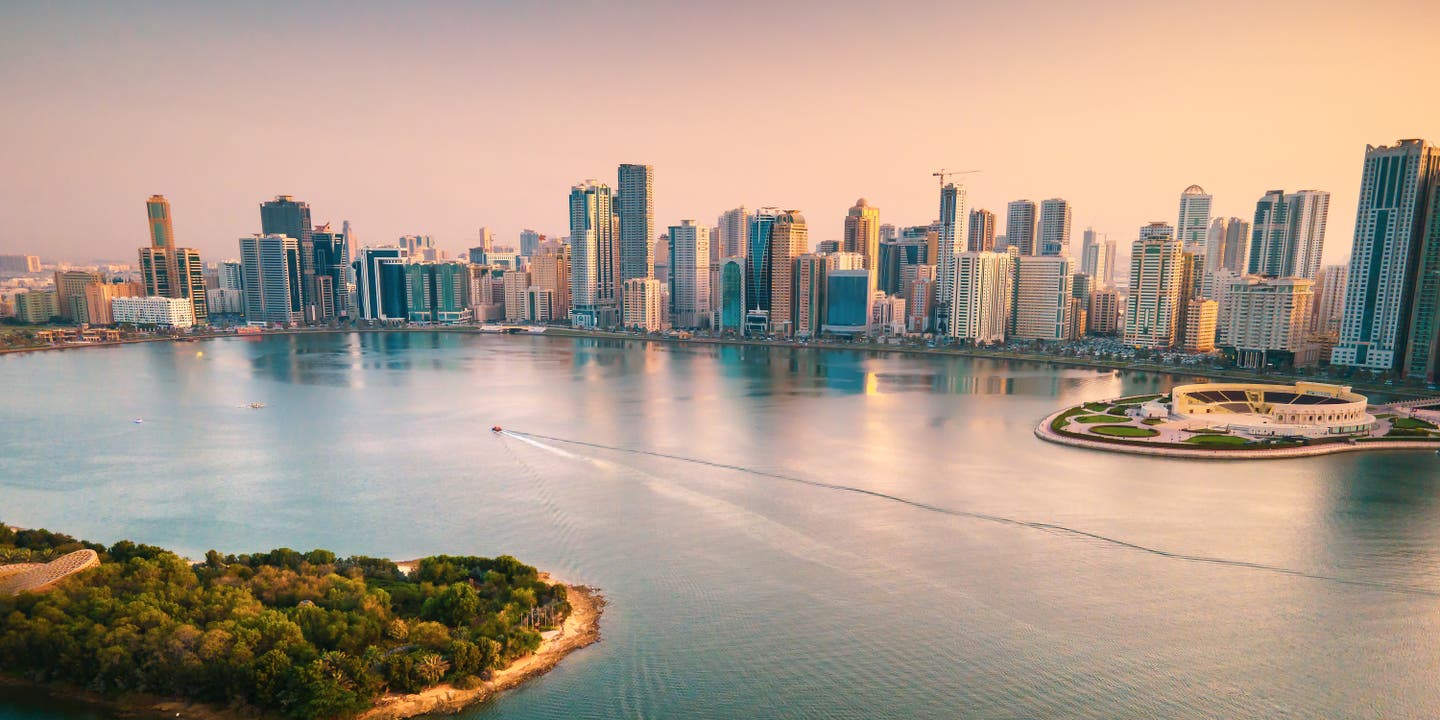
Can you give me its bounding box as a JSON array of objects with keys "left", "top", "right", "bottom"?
[
  {"left": 1051, "top": 407, "right": 1086, "bottom": 432},
  {"left": 1073, "top": 414, "right": 1131, "bottom": 424},
  {"left": 1393, "top": 417, "right": 1438, "bottom": 430},
  {"left": 1083, "top": 402, "right": 1111, "bottom": 413},
  {"left": 1090, "top": 425, "right": 1160, "bottom": 438},
  {"left": 1185, "top": 428, "right": 1229, "bottom": 434},
  {"left": 1183, "top": 434, "right": 1251, "bottom": 446}
]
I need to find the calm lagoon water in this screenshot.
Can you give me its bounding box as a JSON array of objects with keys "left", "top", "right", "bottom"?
[{"left": 2, "top": 331, "right": 1439, "bottom": 719}]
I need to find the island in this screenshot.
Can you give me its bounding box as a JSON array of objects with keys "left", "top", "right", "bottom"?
[
  {"left": 0, "top": 524, "right": 601, "bottom": 719},
  {"left": 1037, "top": 381, "right": 1440, "bottom": 459}
]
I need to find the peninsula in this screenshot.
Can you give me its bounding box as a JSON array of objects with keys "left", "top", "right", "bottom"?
[{"left": 0, "top": 524, "right": 600, "bottom": 719}]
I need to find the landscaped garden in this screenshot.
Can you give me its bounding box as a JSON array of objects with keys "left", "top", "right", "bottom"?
[{"left": 1090, "top": 425, "right": 1160, "bottom": 438}]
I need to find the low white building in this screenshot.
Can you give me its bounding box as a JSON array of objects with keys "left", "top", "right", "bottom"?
[{"left": 112, "top": 296, "right": 195, "bottom": 328}]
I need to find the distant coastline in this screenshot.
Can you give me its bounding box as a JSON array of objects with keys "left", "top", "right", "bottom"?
[{"left": 2, "top": 323, "right": 1432, "bottom": 402}]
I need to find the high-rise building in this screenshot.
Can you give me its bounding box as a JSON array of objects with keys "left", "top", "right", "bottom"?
[
  {"left": 767, "top": 211, "right": 808, "bottom": 337},
  {"left": 668, "top": 220, "right": 711, "bottom": 328},
  {"left": 404, "top": 262, "right": 467, "bottom": 324},
  {"left": 1333, "top": 140, "right": 1440, "bottom": 374},
  {"left": 14, "top": 290, "right": 58, "bottom": 324},
  {"left": 500, "top": 269, "right": 531, "bottom": 323},
  {"left": 52, "top": 270, "right": 103, "bottom": 321},
  {"left": 934, "top": 184, "right": 968, "bottom": 333},
  {"left": 617, "top": 163, "right": 655, "bottom": 286},
  {"left": 0, "top": 255, "right": 41, "bottom": 275},
  {"left": 1011, "top": 255, "right": 1072, "bottom": 340},
  {"left": 523, "top": 287, "right": 555, "bottom": 323},
  {"left": 1217, "top": 276, "right": 1316, "bottom": 368},
  {"left": 464, "top": 264, "right": 504, "bottom": 322},
  {"left": 1124, "top": 222, "right": 1182, "bottom": 348},
  {"left": 529, "top": 246, "right": 570, "bottom": 322},
  {"left": 1037, "top": 199, "right": 1072, "bottom": 257},
  {"left": 951, "top": 251, "right": 1013, "bottom": 343},
  {"left": 1205, "top": 216, "right": 1252, "bottom": 281},
  {"left": 478, "top": 227, "right": 495, "bottom": 254},
  {"left": 1088, "top": 287, "right": 1121, "bottom": 335},
  {"left": 793, "top": 253, "right": 827, "bottom": 337},
  {"left": 519, "top": 229, "right": 543, "bottom": 257},
  {"left": 718, "top": 258, "right": 745, "bottom": 333},
  {"left": 1312, "top": 263, "right": 1348, "bottom": 336},
  {"left": 83, "top": 281, "right": 144, "bottom": 325},
  {"left": 717, "top": 206, "right": 750, "bottom": 260},
  {"left": 1248, "top": 190, "right": 1331, "bottom": 279},
  {"left": 821, "top": 270, "right": 870, "bottom": 334},
  {"left": 1176, "top": 185, "right": 1213, "bottom": 251},
  {"left": 219, "top": 261, "right": 244, "bottom": 291},
  {"left": 744, "top": 208, "right": 780, "bottom": 335},
  {"left": 906, "top": 266, "right": 935, "bottom": 334},
  {"left": 622, "top": 277, "right": 664, "bottom": 331},
  {"left": 1005, "top": 200, "right": 1039, "bottom": 256},
  {"left": 238, "top": 234, "right": 303, "bottom": 325},
  {"left": 353, "top": 247, "right": 409, "bottom": 322},
  {"left": 967, "top": 209, "right": 996, "bottom": 252},
  {"left": 311, "top": 225, "right": 350, "bottom": 321},
  {"left": 1406, "top": 184, "right": 1440, "bottom": 380},
  {"left": 843, "top": 199, "right": 881, "bottom": 293},
  {"left": 137, "top": 196, "right": 207, "bottom": 325},
  {"left": 260, "top": 196, "right": 315, "bottom": 319},
  {"left": 1181, "top": 299, "right": 1218, "bottom": 353},
  {"left": 569, "top": 180, "right": 619, "bottom": 327},
  {"left": 1080, "top": 228, "right": 1109, "bottom": 284},
  {"left": 872, "top": 294, "right": 907, "bottom": 336}
]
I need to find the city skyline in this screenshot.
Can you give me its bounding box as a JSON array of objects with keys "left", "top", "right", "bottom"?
[{"left": 3, "top": 2, "right": 1437, "bottom": 263}]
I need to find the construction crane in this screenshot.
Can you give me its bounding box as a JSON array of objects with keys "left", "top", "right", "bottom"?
[{"left": 932, "top": 168, "right": 981, "bottom": 188}]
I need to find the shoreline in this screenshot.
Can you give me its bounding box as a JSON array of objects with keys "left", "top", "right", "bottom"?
[
  {"left": 0, "top": 582, "right": 603, "bottom": 720},
  {"left": 3, "top": 323, "right": 1433, "bottom": 402}
]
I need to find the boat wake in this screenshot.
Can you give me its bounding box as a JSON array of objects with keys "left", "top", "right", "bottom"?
[{"left": 500, "top": 429, "right": 1440, "bottom": 598}]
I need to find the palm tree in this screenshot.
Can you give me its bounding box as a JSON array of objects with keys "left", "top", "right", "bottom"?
[{"left": 416, "top": 653, "right": 450, "bottom": 686}]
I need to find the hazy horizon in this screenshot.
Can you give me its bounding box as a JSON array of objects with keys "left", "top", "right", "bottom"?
[{"left": 3, "top": 0, "right": 1437, "bottom": 265}]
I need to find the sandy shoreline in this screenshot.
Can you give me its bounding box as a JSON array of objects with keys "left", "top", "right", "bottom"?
[{"left": 356, "top": 581, "right": 604, "bottom": 720}]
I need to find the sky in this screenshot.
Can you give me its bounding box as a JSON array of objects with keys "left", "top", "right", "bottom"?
[{"left": 2, "top": 0, "right": 1438, "bottom": 266}]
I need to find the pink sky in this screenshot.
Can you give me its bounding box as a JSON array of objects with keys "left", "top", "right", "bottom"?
[{"left": 2, "top": 0, "right": 1437, "bottom": 266}]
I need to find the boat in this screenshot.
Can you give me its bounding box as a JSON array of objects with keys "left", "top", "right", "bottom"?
[
  {"left": 248, "top": 402, "right": 265, "bottom": 409},
  {"left": 132, "top": 418, "right": 143, "bottom": 424},
  {"left": 492, "top": 425, "right": 503, "bottom": 433}
]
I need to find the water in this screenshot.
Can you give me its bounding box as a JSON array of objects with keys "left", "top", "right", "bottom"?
[{"left": 2, "top": 331, "right": 1439, "bottom": 719}]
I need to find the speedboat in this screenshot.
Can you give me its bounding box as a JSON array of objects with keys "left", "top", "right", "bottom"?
[
  {"left": 492, "top": 425, "right": 503, "bottom": 433},
  {"left": 132, "top": 418, "right": 143, "bottom": 424}
]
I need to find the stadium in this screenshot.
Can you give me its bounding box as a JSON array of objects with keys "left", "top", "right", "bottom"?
[{"left": 1146, "top": 382, "right": 1374, "bottom": 438}]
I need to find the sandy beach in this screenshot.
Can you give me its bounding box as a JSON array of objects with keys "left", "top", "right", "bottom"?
[{"left": 357, "top": 581, "right": 604, "bottom": 720}]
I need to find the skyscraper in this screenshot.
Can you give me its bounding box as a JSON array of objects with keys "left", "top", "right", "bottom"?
[
  {"left": 844, "top": 198, "right": 881, "bottom": 292},
  {"left": 793, "top": 253, "right": 827, "bottom": 338},
  {"left": 1037, "top": 199, "right": 1072, "bottom": 257},
  {"left": 717, "top": 206, "right": 750, "bottom": 260},
  {"left": 622, "top": 278, "right": 664, "bottom": 331},
  {"left": 951, "top": 251, "right": 1013, "bottom": 343},
  {"left": 1005, "top": 200, "right": 1039, "bottom": 256},
  {"left": 967, "top": 209, "right": 996, "bottom": 252},
  {"left": 1407, "top": 185, "right": 1440, "bottom": 380},
  {"left": 1312, "top": 263, "right": 1348, "bottom": 336},
  {"left": 311, "top": 224, "right": 350, "bottom": 320},
  {"left": 767, "top": 210, "right": 808, "bottom": 337},
  {"left": 1216, "top": 276, "right": 1316, "bottom": 368},
  {"left": 1247, "top": 190, "right": 1330, "bottom": 279},
  {"left": 1124, "top": 222, "right": 1182, "bottom": 348},
  {"left": 568, "top": 180, "right": 618, "bottom": 327},
  {"left": 1332, "top": 144, "right": 1440, "bottom": 373},
  {"left": 530, "top": 245, "right": 570, "bottom": 322},
  {"left": 238, "top": 234, "right": 303, "bottom": 325},
  {"left": 934, "top": 184, "right": 968, "bottom": 333},
  {"left": 52, "top": 270, "right": 102, "bottom": 321},
  {"left": 1011, "top": 255, "right": 1072, "bottom": 340},
  {"left": 1206, "top": 217, "right": 1246, "bottom": 279},
  {"left": 519, "top": 229, "right": 542, "bottom": 257},
  {"left": 719, "top": 258, "right": 745, "bottom": 333},
  {"left": 1176, "top": 185, "right": 1213, "bottom": 250},
  {"left": 354, "top": 247, "right": 409, "bottom": 322},
  {"left": 668, "top": 220, "right": 711, "bottom": 328},
  {"left": 1080, "top": 228, "right": 1108, "bottom": 284},
  {"left": 260, "top": 195, "right": 315, "bottom": 320},
  {"left": 745, "top": 208, "right": 781, "bottom": 335},
  {"left": 617, "top": 163, "right": 655, "bottom": 285},
  {"left": 138, "top": 195, "right": 207, "bottom": 325}
]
